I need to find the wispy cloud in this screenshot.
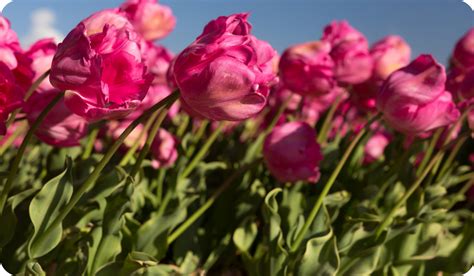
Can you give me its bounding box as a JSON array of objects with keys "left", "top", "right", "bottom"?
[{"left": 22, "top": 8, "right": 64, "bottom": 47}]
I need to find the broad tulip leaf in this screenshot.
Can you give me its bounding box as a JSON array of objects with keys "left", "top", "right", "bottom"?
[
  {"left": 262, "top": 188, "right": 288, "bottom": 276},
  {"left": 28, "top": 158, "right": 74, "bottom": 259}
]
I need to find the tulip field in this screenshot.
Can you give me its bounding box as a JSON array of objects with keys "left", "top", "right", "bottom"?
[{"left": 0, "top": 0, "right": 473, "bottom": 275}]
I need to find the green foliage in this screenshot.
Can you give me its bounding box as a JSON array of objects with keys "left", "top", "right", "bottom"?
[{"left": 0, "top": 112, "right": 472, "bottom": 275}]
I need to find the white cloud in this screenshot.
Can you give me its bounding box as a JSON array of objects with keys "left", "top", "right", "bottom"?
[{"left": 22, "top": 8, "right": 64, "bottom": 47}]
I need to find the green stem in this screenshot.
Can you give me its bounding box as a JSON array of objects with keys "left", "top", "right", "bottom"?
[
  {"left": 129, "top": 104, "right": 171, "bottom": 178},
  {"left": 290, "top": 114, "right": 380, "bottom": 253},
  {"left": 186, "top": 120, "right": 209, "bottom": 158},
  {"left": 168, "top": 161, "right": 257, "bottom": 244},
  {"left": 0, "top": 122, "right": 26, "bottom": 155},
  {"left": 435, "top": 136, "right": 468, "bottom": 182},
  {"left": 5, "top": 70, "right": 51, "bottom": 130},
  {"left": 156, "top": 169, "right": 166, "bottom": 205},
  {"left": 416, "top": 128, "right": 443, "bottom": 176},
  {"left": 30, "top": 91, "right": 180, "bottom": 250},
  {"left": 181, "top": 122, "right": 225, "bottom": 179},
  {"left": 119, "top": 110, "right": 161, "bottom": 166},
  {"left": 317, "top": 94, "right": 342, "bottom": 145},
  {"left": 0, "top": 92, "right": 63, "bottom": 215},
  {"left": 82, "top": 128, "right": 100, "bottom": 160},
  {"left": 374, "top": 152, "right": 443, "bottom": 239},
  {"left": 176, "top": 115, "right": 190, "bottom": 138}
]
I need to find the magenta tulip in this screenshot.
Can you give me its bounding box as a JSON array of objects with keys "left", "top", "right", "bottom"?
[
  {"left": 322, "top": 21, "right": 373, "bottom": 84},
  {"left": 25, "top": 39, "right": 58, "bottom": 93},
  {"left": 363, "top": 132, "right": 391, "bottom": 164},
  {"left": 453, "top": 28, "right": 474, "bottom": 70},
  {"left": 263, "top": 121, "right": 323, "bottom": 183},
  {"left": 0, "top": 16, "right": 22, "bottom": 70},
  {"left": 50, "top": 16, "right": 152, "bottom": 121},
  {"left": 24, "top": 92, "right": 88, "bottom": 147},
  {"left": 0, "top": 62, "right": 23, "bottom": 135},
  {"left": 370, "top": 35, "right": 411, "bottom": 81},
  {"left": 150, "top": 128, "right": 178, "bottom": 168},
  {"left": 377, "top": 55, "right": 460, "bottom": 135},
  {"left": 279, "top": 41, "right": 335, "bottom": 96},
  {"left": 173, "top": 13, "right": 277, "bottom": 121},
  {"left": 121, "top": 0, "right": 176, "bottom": 41}
]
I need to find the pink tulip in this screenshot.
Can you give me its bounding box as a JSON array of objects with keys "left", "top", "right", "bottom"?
[
  {"left": 25, "top": 39, "right": 58, "bottom": 92},
  {"left": 377, "top": 55, "right": 460, "bottom": 135},
  {"left": 121, "top": 0, "right": 176, "bottom": 41},
  {"left": 363, "top": 132, "right": 391, "bottom": 164},
  {"left": 322, "top": 21, "right": 372, "bottom": 85},
  {"left": 150, "top": 128, "right": 178, "bottom": 168},
  {"left": 452, "top": 28, "right": 474, "bottom": 70},
  {"left": 50, "top": 19, "right": 152, "bottom": 121},
  {"left": 468, "top": 108, "right": 474, "bottom": 139},
  {"left": 459, "top": 69, "right": 474, "bottom": 100},
  {"left": 0, "top": 62, "right": 23, "bottom": 135},
  {"left": 263, "top": 121, "right": 322, "bottom": 183},
  {"left": 351, "top": 81, "right": 379, "bottom": 112},
  {"left": 173, "top": 13, "right": 277, "bottom": 121},
  {"left": 279, "top": 41, "right": 335, "bottom": 96},
  {"left": 128, "top": 42, "right": 179, "bottom": 119},
  {"left": 82, "top": 9, "right": 133, "bottom": 36},
  {"left": 24, "top": 91, "right": 88, "bottom": 147},
  {"left": 108, "top": 120, "right": 146, "bottom": 150},
  {"left": 0, "top": 16, "right": 22, "bottom": 70},
  {"left": 370, "top": 35, "right": 411, "bottom": 81},
  {"left": 0, "top": 121, "right": 24, "bottom": 148}
]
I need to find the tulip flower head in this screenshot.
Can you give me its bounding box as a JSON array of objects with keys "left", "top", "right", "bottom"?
[
  {"left": 50, "top": 10, "right": 152, "bottom": 121},
  {"left": 173, "top": 13, "right": 277, "bottom": 121},
  {"left": 377, "top": 55, "right": 460, "bottom": 135},
  {"left": 263, "top": 121, "right": 323, "bottom": 183}
]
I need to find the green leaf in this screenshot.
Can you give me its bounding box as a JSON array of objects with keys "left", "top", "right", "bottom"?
[
  {"left": 233, "top": 217, "right": 258, "bottom": 253},
  {"left": 134, "top": 207, "right": 187, "bottom": 259},
  {"left": 298, "top": 232, "right": 340, "bottom": 276},
  {"left": 0, "top": 188, "right": 38, "bottom": 247},
  {"left": 90, "top": 181, "right": 133, "bottom": 275},
  {"left": 262, "top": 188, "right": 288, "bottom": 276},
  {"left": 28, "top": 158, "right": 74, "bottom": 259},
  {"left": 25, "top": 261, "right": 46, "bottom": 276}
]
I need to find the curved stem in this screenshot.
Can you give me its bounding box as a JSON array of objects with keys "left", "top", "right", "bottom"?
[
  {"left": 5, "top": 70, "right": 51, "bottom": 130},
  {"left": 290, "top": 113, "right": 380, "bottom": 252},
  {"left": 416, "top": 128, "right": 442, "bottom": 176},
  {"left": 374, "top": 152, "right": 443, "bottom": 239},
  {"left": 119, "top": 110, "right": 161, "bottom": 166},
  {"left": 186, "top": 120, "right": 209, "bottom": 158},
  {"left": 317, "top": 94, "right": 342, "bottom": 145},
  {"left": 30, "top": 91, "right": 180, "bottom": 250},
  {"left": 181, "top": 122, "right": 225, "bottom": 179},
  {"left": 0, "top": 92, "right": 63, "bottom": 215},
  {"left": 168, "top": 161, "right": 258, "bottom": 244},
  {"left": 82, "top": 127, "right": 100, "bottom": 160},
  {"left": 0, "top": 122, "right": 26, "bottom": 155},
  {"left": 129, "top": 104, "right": 171, "bottom": 178}
]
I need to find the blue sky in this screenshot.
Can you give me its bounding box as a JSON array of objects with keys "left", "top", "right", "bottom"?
[{"left": 2, "top": 0, "right": 473, "bottom": 64}]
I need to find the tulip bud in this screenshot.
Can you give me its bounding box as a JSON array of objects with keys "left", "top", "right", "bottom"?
[
  {"left": 0, "top": 16, "right": 22, "bottom": 70},
  {"left": 322, "top": 20, "right": 373, "bottom": 85},
  {"left": 0, "top": 62, "right": 23, "bottom": 135},
  {"left": 173, "top": 13, "right": 277, "bottom": 121},
  {"left": 363, "top": 132, "right": 391, "bottom": 164},
  {"left": 24, "top": 92, "right": 88, "bottom": 147},
  {"left": 25, "top": 38, "right": 58, "bottom": 93},
  {"left": 121, "top": 0, "right": 176, "bottom": 41},
  {"left": 453, "top": 28, "right": 474, "bottom": 70},
  {"left": 263, "top": 121, "right": 323, "bottom": 183},
  {"left": 50, "top": 16, "right": 152, "bottom": 121},
  {"left": 377, "top": 55, "right": 460, "bottom": 135},
  {"left": 279, "top": 41, "right": 335, "bottom": 96},
  {"left": 370, "top": 35, "right": 411, "bottom": 81},
  {"left": 151, "top": 128, "right": 178, "bottom": 168}
]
